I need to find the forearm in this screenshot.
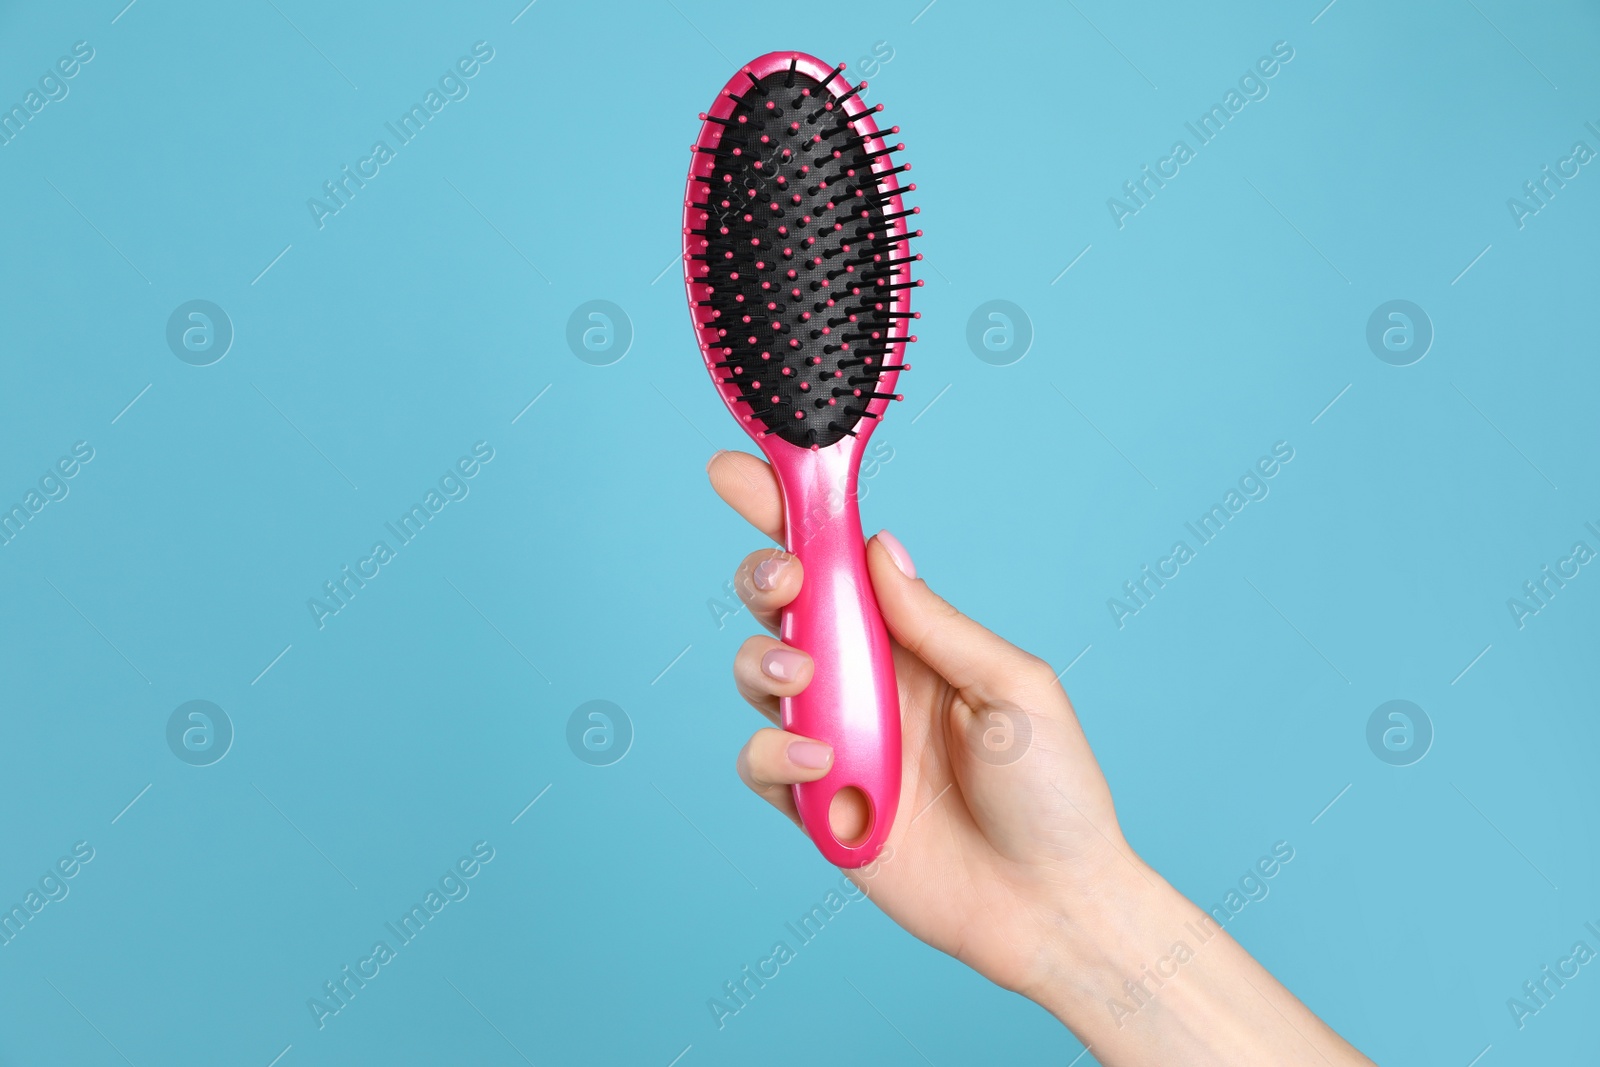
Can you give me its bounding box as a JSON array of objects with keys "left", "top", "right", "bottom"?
[{"left": 1029, "top": 860, "right": 1374, "bottom": 1066}]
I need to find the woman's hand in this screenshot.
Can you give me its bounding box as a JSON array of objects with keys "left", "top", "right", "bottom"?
[
  {"left": 710, "top": 449, "right": 1136, "bottom": 997},
  {"left": 708, "top": 449, "right": 1376, "bottom": 1067}
]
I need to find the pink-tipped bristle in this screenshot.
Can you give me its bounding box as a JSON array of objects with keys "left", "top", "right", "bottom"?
[{"left": 683, "top": 52, "right": 916, "bottom": 450}]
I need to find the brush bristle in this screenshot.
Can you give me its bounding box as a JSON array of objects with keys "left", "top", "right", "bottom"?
[{"left": 687, "top": 64, "right": 919, "bottom": 449}]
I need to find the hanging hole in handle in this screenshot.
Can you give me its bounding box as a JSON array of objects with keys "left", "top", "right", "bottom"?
[{"left": 828, "top": 785, "right": 874, "bottom": 848}]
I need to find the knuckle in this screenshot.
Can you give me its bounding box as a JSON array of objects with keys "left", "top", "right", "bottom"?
[
  {"left": 1019, "top": 652, "right": 1055, "bottom": 682},
  {"left": 740, "top": 730, "right": 782, "bottom": 789},
  {"left": 732, "top": 557, "right": 761, "bottom": 602},
  {"left": 906, "top": 599, "right": 965, "bottom": 663},
  {"left": 736, "top": 634, "right": 774, "bottom": 666},
  {"left": 1012, "top": 653, "right": 1060, "bottom": 694},
  {"left": 734, "top": 549, "right": 786, "bottom": 605},
  {"left": 735, "top": 745, "right": 762, "bottom": 789},
  {"left": 930, "top": 596, "right": 965, "bottom": 624}
]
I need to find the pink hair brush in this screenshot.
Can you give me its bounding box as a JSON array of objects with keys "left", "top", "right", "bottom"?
[{"left": 683, "top": 51, "right": 921, "bottom": 867}]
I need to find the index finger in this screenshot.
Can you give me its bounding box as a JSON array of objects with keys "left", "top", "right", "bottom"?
[{"left": 708, "top": 450, "right": 785, "bottom": 543}]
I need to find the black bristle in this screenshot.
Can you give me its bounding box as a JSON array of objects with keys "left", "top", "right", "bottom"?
[
  {"left": 833, "top": 82, "right": 865, "bottom": 107},
  {"left": 687, "top": 68, "right": 915, "bottom": 448}
]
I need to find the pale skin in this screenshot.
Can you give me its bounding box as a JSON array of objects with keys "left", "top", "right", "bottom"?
[{"left": 709, "top": 450, "right": 1377, "bottom": 1066}]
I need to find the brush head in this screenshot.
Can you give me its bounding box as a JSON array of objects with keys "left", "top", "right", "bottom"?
[{"left": 684, "top": 53, "right": 920, "bottom": 450}]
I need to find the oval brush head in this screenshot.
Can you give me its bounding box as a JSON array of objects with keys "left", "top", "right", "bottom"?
[{"left": 685, "top": 55, "right": 921, "bottom": 449}]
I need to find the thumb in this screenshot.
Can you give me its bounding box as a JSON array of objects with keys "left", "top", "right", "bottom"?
[{"left": 865, "top": 531, "right": 1047, "bottom": 703}]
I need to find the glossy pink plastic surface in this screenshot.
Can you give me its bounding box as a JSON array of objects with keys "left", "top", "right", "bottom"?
[{"left": 682, "top": 51, "right": 912, "bottom": 866}]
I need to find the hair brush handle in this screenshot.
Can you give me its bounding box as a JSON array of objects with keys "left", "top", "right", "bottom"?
[{"left": 770, "top": 443, "right": 901, "bottom": 868}]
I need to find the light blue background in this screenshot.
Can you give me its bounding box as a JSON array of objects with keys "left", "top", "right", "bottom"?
[{"left": 1, "top": 0, "right": 1596, "bottom": 1063}]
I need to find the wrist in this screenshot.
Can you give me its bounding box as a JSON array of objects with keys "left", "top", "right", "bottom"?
[
  {"left": 1022, "top": 855, "right": 1372, "bottom": 1066},
  {"left": 1024, "top": 854, "right": 1187, "bottom": 1023}
]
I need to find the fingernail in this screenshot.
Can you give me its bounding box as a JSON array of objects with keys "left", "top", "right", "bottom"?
[
  {"left": 787, "top": 740, "right": 833, "bottom": 769},
  {"left": 876, "top": 530, "right": 916, "bottom": 579},
  {"left": 752, "top": 555, "right": 789, "bottom": 591},
  {"left": 761, "top": 647, "right": 806, "bottom": 682},
  {"left": 706, "top": 449, "right": 724, "bottom": 473}
]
